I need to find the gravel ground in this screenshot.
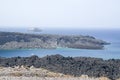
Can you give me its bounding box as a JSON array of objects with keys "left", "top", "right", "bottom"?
[
  {"left": 0, "top": 76, "right": 107, "bottom": 80},
  {"left": 0, "top": 66, "right": 110, "bottom": 80}
]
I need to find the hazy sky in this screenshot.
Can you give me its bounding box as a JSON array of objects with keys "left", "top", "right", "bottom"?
[{"left": 0, "top": 0, "right": 120, "bottom": 29}]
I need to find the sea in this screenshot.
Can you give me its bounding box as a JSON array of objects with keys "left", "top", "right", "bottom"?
[{"left": 0, "top": 27, "right": 120, "bottom": 60}]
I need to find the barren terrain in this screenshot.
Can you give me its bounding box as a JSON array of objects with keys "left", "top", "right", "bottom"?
[{"left": 0, "top": 66, "right": 111, "bottom": 80}]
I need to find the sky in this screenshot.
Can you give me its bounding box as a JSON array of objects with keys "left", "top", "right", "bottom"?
[{"left": 0, "top": 0, "right": 120, "bottom": 29}]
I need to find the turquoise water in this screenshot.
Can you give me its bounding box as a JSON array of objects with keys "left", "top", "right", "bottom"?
[
  {"left": 0, "top": 43, "right": 120, "bottom": 59},
  {"left": 0, "top": 28, "right": 120, "bottom": 59}
]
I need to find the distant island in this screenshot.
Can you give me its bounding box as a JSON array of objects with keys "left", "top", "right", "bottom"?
[
  {"left": 28, "top": 27, "right": 42, "bottom": 32},
  {"left": 0, "top": 32, "right": 109, "bottom": 50}
]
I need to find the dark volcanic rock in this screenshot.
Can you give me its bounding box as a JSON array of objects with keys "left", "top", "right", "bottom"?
[
  {"left": 0, "top": 32, "right": 109, "bottom": 49},
  {"left": 0, "top": 55, "right": 119, "bottom": 80}
]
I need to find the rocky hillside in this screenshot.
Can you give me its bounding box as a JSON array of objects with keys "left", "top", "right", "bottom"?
[
  {"left": 0, "top": 32, "right": 109, "bottom": 50},
  {"left": 0, "top": 55, "right": 119, "bottom": 80}
]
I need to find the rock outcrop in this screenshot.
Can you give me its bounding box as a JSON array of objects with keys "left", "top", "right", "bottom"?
[
  {"left": 0, "top": 55, "right": 119, "bottom": 80},
  {"left": 0, "top": 32, "right": 109, "bottom": 50}
]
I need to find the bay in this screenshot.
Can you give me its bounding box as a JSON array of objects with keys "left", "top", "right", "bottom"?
[{"left": 0, "top": 28, "right": 120, "bottom": 59}]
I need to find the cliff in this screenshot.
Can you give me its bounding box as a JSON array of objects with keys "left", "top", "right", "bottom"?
[{"left": 0, "top": 32, "right": 109, "bottom": 50}]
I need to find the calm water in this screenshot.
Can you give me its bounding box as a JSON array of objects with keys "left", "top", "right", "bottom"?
[{"left": 0, "top": 28, "right": 120, "bottom": 59}]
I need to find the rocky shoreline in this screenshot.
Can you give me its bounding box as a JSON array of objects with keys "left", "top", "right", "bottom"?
[
  {"left": 0, "top": 32, "right": 109, "bottom": 50},
  {"left": 0, "top": 55, "right": 119, "bottom": 80}
]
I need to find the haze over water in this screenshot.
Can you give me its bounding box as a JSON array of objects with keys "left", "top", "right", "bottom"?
[{"left": 0, "top": 0, "right": 120, "bottom": 59}]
